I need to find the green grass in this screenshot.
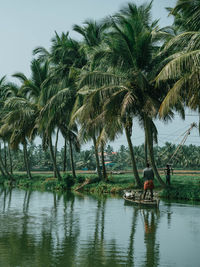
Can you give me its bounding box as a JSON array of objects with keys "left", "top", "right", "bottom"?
[
  {"left": 1, "top": 172, "right": 200, "bottom": 201},
  {"left": 160, "top": 174, "right": 200, "bottom": 201}
]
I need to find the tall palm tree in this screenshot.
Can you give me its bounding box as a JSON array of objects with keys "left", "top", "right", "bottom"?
[
  {"left": 13, "top": 59, "right": 63, "bottom": 180},
  {"left": 72, "top": 97, "right": 103, "bottom": 180},
  {"left": 34, "top": 32, "right": 87, "bottom": 179},
  {"left": 73, "top": 19, "right": 110, "bottom": 180},
  {"left": 0, "top": 97, "right": 38, "bottom": 179},
  {"left": 78, "top": 2, "right": 167, "bottom": 187},
  {"left": 11, "top": 60, "right": 58, "bottom": 179},
  {"left": 0, "top": 77, "right": 20, "bottom": 178}
]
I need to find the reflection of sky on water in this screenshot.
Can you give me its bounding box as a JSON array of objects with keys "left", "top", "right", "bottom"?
[{"left": 0, "top": 188, "right": 200, "bottom": 267}]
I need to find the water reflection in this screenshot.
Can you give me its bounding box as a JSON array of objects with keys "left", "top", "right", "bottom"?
[
  {"left": 23, "top": 190, "right": 32, "bottom": 214},
  {"left": 142, "top": 209, "right": 160, "bottom": 267},
  {"left": 0, "top": 188, "right": 199, "bottom": 267},
  {"left": 126, "top": 208, "right": 138, "bottom": 267}
]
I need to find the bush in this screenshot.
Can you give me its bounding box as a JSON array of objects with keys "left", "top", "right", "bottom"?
[
  {"left": 62, "top": 174, "right": 75, "bottom": 188},
  {"left": 161, "top": 184, "right": 200, "bottom": 201},
  {"left": 75, "top": 175, "right": 85, "bottom": 184},
  {"left": 41, "top": 178, "right": 57, "bottom": 190},
  {"left": 17, "top": 178, "right": 32, "bottom": 188}
]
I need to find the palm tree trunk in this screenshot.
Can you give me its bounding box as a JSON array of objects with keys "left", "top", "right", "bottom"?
[
  {"left": 49, "top": 136, "right": 62, "bottom": 181},
  {"left": 8, "top": 145, "right": 13, "bottom": 175},
  {"left": 69, "top": 135, "right": 76, "bottom": 178},
  {"left": 92, "top": 134, "right": 102, "bottom": 180},
  {"left": 54, "top": 128, "right": 59, "bottom": 162},
  {"left": 23, "top": 140, "right": 32, "bottom": 180},
  {"left": 0, "top": 157, "right": 6, "bottom": 177},
  {"left": 4, "top": 141, "right": 7, "bottom": 170},
  {"left": 0, "top": 143, "right": 12, "bottom": 179},
  {"left": 0, "top": 143, "right": 6, "bottom": 176},
  {"left": 144, "top": 135, "right": 148, "bottom": 166},
  {"left": 63, "top": 137, "right": 67, "bottom": 172},
  {"left": 124, "top": 126, "right": 142, "bottom": 188},
  {"left": 144, "top": 116, "right": 166, "bottom": 187},
  {"left": 101, "top": 143, "right": 107, "bottom": 180}
]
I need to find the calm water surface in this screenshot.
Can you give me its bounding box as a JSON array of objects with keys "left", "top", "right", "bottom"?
[{"left": 0, "top": 187, "right": 200, "bottom": 267}]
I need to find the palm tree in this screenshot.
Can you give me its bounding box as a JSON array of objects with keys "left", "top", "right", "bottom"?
[
  {"left": 73, "top": 19, "right": 110, "bottom": 180},
  {"left": 156, "top": 0, "right": 200, "bottom": 119},
  {"left": 0, "top": 97, "right": 38, "bottom": 179},
  {"left": 34, "top": 32, "right": 87, "bottom": 179},
  {"left": 10, "top": 60, "right": 55, "bottom": 179},
  {"left": 72, "top": 99, "right": 103, "bottom": 180},
  {"left": 0, "top": 77, "right": 20, "bottom": 178},
  {"left": 13, "top": 59, "right": 63, "bottom": 180},
  {"left": 78, "top": 2, "right": 167, "bottom": 187},
  {"left": 171, "top": 0, "right": 200, "bottom": 32}
]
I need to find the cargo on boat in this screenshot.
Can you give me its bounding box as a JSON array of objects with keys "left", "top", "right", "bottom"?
[{"left": 123, "top": 191, "right": 160, "bottom": 208}]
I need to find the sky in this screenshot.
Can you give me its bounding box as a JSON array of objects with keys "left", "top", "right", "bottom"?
[{"left": 0, "top": 0, "right": 199, "bottom": 150}]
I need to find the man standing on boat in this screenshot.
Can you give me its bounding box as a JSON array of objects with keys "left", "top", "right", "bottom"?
[{"left": 143, "top": 163, "right": 154, "bottom": 200}]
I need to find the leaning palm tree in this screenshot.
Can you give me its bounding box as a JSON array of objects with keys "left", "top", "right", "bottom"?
[
  {"left": 13, "top": 59, "right": 63, "bottom": 179},
  {"left": 40, "top": 85, "right": 80, "bottom": 179},
  {"left": 73, "top": 20, "right": 111, "bottom": 179},
  {"left": 0, "top": 97, "right": 38, "bottom": 179},
  {"left": 78, "top": 2, "right": 167, "bottom": 187},
  {"left": 12, "top": 59, "right": 61, "bottom": 178},
  {"left": 0, "top": 77, "right": 20, "bottom": 178},
  {"left": 72, "top": 95, "right": 103, "bottom": 180},
  {"left": 34, "top": 32, "right": 86, "bottom": 179}
]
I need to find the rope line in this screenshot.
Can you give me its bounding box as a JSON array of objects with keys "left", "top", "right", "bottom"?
[{"left": 168, "top": 123, "right": 197, "bottom": 165}]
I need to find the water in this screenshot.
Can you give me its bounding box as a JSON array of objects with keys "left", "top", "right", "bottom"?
[{"left": 0, "top": 187, "right": 200, "bottom": 267}]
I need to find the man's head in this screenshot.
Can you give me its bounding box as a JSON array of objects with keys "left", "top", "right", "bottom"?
[{"left": 147, "top": 163, "right": 150, "bottom": 168}]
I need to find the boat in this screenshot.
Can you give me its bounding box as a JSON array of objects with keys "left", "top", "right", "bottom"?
[{"left": 123, "top": 191, "right": 160, "bottom": 208}]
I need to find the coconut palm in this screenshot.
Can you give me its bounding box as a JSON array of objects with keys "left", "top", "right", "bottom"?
[
  {"left": 34, "top": 32, "right": 87, "bottom": 179},
  {"left": 156, "top": 0, "right": 200, "bottom": 119},
  {"left": 171, "top": 0, "right": 200, "bottom": 31},
  {"left": 11, "top": 60, "right": 62, "bottom": 179},
  {"left": 0, "top": 77, "right": 21, "bottom": 178},
  {"left": 0, "top": 97, "right": 38, "bottom": 179},
  {"left": 14, "top": 58, "right": 67, "bottom": 180},
  {"left": 13, "top": 60, "right": 49, "bottom": 103},
  {"left": 78, "top": 2, "right": 167, "bottom": 187},
  {"left": 72, "top": 19, "right": 111, "bottom": 180}
]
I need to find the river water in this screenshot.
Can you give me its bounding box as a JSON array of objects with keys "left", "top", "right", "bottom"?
[{"left": 0, "top": 187, "right": 199, "bottom": 267}]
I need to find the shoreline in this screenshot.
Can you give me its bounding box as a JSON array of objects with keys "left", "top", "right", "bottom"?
[{"left": 1, "top": 173, "right": 200, "bottom": 202}]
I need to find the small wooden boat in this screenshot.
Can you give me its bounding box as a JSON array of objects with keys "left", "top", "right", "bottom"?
[{"left": 123, "top": 191, "right": 160, "bottom": 208}]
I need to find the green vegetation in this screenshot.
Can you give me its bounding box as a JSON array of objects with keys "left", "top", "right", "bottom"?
[
  {"left": 2, "top": 142, "right": 200, "bottom": 173},
  {"left": 0, "top": 1, "right": 199, "bottom": 197},
  {"left": 1, "top": 172, "right": 200, "bottom": 201},
  {"left": 160, "top": 175, "right": 200, "bottom": 201}
]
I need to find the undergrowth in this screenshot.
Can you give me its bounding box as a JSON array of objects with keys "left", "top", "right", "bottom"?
[{"left": 1, "top": 173, "right": 200, "bottom": 201}]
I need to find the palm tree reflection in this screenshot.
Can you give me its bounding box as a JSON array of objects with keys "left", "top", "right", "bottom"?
[
  {"left": 126, "top": 208, "right": 139, "bottom": 267},
  {"left": 0, "top": 188, "right": 164, "bottom": 267},
  {"left": 142, "top": 209, "right": 160, "bottom": 267}
]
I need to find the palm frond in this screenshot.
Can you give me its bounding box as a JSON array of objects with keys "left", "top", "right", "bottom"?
[
  {"left": 79, "top": 71, "right": 125, "bottom": 89},
  {"left": 156, "top": 50, "right": 200, "bottom": 83},
  {"left": 159, "top": 75, "right": 189, "bottom": 117}
]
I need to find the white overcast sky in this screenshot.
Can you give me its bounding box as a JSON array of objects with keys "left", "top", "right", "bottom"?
[{"left": 0, "top": 0, "right": 199, "bottom": 150}]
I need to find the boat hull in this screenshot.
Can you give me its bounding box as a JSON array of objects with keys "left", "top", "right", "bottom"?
[{"left": 123, "top": 195, "right": 159, "bottom": 208}]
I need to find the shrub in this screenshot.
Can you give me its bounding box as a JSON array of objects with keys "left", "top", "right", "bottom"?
[
  {"left": 62, "top": 174, "right": 75, "bottom": 188},
  {"left": 75, "top": 175, "right": 85, "bottom": 184}
]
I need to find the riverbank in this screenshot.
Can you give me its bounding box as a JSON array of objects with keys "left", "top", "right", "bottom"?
[{"left": 1, "top": 172, "right": 200, "bottom": 201}]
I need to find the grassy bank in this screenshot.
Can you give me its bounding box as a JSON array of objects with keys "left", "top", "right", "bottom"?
[
  {"left": 1, "top": 172, "right": 200, "bottom": 201},
  {"left": 160, "top": 174, "right": 200, "bottom": 201}
]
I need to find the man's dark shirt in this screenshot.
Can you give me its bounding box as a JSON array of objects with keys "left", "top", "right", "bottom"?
[{"left": 143, "top": 167, "right": 154, "bottom": 181}]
